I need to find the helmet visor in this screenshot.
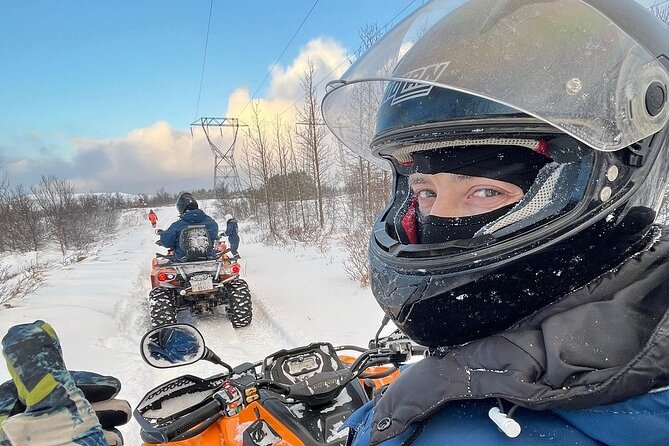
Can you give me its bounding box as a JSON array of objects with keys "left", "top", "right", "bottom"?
[{"left": 322, "top": 0, "right": 669, "bottom": 158}]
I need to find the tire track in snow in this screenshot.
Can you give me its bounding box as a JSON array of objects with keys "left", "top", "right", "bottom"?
[
  {"left": 126, "top": 266, "right": 297, "bottom": 378},
  {"left": 179, "top": 288, "right": 299, "bottom": 365}
]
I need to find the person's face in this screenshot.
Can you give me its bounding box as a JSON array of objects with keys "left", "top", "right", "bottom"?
[{"left": 409, "top": 172, "right": 524, "bottom": 217}]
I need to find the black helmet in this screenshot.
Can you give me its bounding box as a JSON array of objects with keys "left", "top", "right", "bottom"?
[
  {"left": 323, "top": 0, "right": 669, "bottom": 348},
  {"left": 176, "top": 192, "right": 198, "bottom": 215}
]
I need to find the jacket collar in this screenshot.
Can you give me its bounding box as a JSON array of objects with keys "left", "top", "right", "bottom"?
[{"left": 370, "top": 227, "right": 669, "bottom": 445}]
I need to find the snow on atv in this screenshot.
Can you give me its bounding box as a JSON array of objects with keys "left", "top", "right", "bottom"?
[
  {"left": 134, "top": 324, "right": 422, "bottom": 445},
  {"left": 149, "top": 225, "right": 252, "bottom": 329}
]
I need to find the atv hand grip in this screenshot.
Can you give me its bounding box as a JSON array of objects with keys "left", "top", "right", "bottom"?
[{"left": 161, "top": 398, "right": 222, "bottom": 441}]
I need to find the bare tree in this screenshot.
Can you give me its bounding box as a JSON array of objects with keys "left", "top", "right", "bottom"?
[
  {"left": 239, "top": 140, "right": 260, "bottom": 220},
  {"left": 7, "top": 185, "right": 44, "bottom": 252},
  {"left": 288, "top": 131, "right": 308, "bottom": 232},
  {"left": 273, "top": 116, "right": 293, "bottom": 230},
  {"left": 295, "top": 59, "right": 333, "bottom": 229},
  {"left": 335, "top": 23, "right": 391, "bottom": 286},
  {"left": 72, "top": 194, "right": 121, "bottom": 249},
  {"left": 247, "top": 101, "right": 276, "bottom": 234},
  {"left": 31, "top": 175, "right": 76, "bottom": 254}
]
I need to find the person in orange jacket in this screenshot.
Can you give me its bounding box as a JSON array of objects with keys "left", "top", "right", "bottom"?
[{"left": 148, "top": 209, "right": 158, "bottom": 228}]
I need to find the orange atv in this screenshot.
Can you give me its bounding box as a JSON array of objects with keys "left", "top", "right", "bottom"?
[
  {"left": 134, "top": 324, "right": 420, "bottom": 446},
  {"left": 149, "top": 226, "right": 251, "bottom": 329}
]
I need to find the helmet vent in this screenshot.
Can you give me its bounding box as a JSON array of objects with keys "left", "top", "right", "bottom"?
[
  {"left": 391, "top": 138, "right": 540, "bottom": 163},
  {"left": 645, "top": 82, "right": 666, "bottom": 117}
]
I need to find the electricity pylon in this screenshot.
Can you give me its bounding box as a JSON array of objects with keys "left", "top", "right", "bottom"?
[{"left": 190, "top": 117, "right": 247, "bottom": 195}]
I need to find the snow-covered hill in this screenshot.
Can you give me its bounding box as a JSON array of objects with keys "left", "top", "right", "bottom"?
[{"left": 0, "top": 202, "right": 385, "bottom": 444}]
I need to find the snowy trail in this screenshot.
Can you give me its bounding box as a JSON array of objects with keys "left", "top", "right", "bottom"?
[{"left": 0, "top": 203, "right": 385, "bottom": 444}]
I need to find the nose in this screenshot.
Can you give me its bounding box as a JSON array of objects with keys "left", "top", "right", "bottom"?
[{"left": 429, "top": 192, "right": 463, "bottom": 217}]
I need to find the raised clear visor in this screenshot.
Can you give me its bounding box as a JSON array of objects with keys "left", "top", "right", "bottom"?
[{"left": 322, "top": 0, "right": 669, "bottom": 159}]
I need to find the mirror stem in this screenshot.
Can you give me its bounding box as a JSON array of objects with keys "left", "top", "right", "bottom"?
[
  {"left": 203, "top": 348, "right": 234, "bottom": 374},
  {"left": 374, "top": 314, "right": 390, "bottom": 348}
]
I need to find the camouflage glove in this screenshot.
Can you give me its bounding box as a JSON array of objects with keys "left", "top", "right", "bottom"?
[{"left": 0, "top": 321, "right": 131, "bottom": 446}]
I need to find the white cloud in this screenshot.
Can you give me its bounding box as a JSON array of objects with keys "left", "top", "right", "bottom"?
[
  {"left": 6, "top": 122, "right": 214, "bottom": 193},
  {"left": 226, "top": 37, "right": 349, "bottom": 127},
  {"left": 4, "top": 38, "right": 350, "bottom": 194}
]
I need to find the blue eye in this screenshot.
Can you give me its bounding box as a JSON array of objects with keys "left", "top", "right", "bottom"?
[
  {"left": 417, "top": 190, "right": 437, "bottom": 199},
  {"left": 472, "top": 189, "right": 502, "bottom": 198}
]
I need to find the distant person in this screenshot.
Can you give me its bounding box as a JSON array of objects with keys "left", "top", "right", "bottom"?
[
  {"left": 147, "top": 209, "right": 158, "bottom": 228},
  {"left": 223, "top": 213, "right": 240, "bottom": 259},
  {"left": 157, "top": 193, "right": 218, "bottom": 261}
]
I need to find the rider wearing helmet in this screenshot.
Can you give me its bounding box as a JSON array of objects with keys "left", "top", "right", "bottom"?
[
  {"left": 223, "top": 213, "right": 240, "bottom": 259},
  {"left": 323, "top": 0, "right": 669, "bottom": 444},
  {"left": 158, "top": 192, "right": 219, "bottom": 261}
]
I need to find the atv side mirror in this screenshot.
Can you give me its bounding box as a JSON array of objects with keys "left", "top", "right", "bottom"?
[{"left": 140, "top": 324, "right": 206, "bottom": 368}]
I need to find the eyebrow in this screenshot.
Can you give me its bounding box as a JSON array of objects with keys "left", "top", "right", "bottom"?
[
  {"left": 408, "top": 175, "right": 425, "bottom": 185},
  {"left": 409, "top": 173, "right": 472, "bottom": 185}
]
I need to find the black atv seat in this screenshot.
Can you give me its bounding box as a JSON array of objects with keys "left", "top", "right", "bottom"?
[{"left": 178, "top": 225, "right": 212, "bottom": 262}]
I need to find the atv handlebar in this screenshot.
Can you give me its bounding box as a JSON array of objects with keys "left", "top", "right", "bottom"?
[
  {"left": 256, "top": 341, "right": 413, "bottom": 406},
  {"left": 156, "top": 398, "right": 222, "bottom": 442},
  {"left": 136, "top": 326, "right": 425, "bottom": 443}
]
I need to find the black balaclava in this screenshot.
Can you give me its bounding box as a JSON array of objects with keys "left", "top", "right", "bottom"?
[{"left": 411, "top": 145, "right": 550, "bottom": 244}]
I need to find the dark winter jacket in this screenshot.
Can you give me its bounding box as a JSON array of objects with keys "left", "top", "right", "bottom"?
[
  {"left": 224, "top": 218, "right": 239, "bottom": 243},
  {"left": 346, "top": 226, "right": 669, "bottom": 445},
  {"left": 160, "top": 209, "right": 219, "bottom": 260},
  {"left": 345, "top": 390, "right": 669, "bottom": 445}
]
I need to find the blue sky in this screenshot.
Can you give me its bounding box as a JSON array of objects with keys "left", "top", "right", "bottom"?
[
  {"left": 0, "top": 0, "right": 421, "bottom": 192},
  {"left": 0, "top": 0, "right": 664, "bottom": 193}
]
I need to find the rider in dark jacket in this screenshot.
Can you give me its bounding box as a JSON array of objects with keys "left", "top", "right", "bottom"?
[
  {"left": 159, "top": 193, "right": 218, "bottom": 261},
  {"left": 223, "top": 213, "right": 240, "bottom": 259},
  {"left": 321, "top": 0, "right": 669, "bottom": 444}
]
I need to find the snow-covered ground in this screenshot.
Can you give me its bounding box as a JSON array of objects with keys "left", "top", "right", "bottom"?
[{"left": 0, "top": 202, "right": 386, "bottom": 444}]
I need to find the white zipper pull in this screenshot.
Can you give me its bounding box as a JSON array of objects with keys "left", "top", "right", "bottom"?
[{"left": 488, "top": 406, "right": 521, "bottom": 438}]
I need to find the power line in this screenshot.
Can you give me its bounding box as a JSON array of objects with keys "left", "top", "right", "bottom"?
[
  {"left": 276, "top": 0, "right": 418, "bottom": 119},
  {"left": 235, "top": 0, "right": 320, "bottom": 119},
  {"left": 194, "top": 0, "right": 214, "bottom": 120}
]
